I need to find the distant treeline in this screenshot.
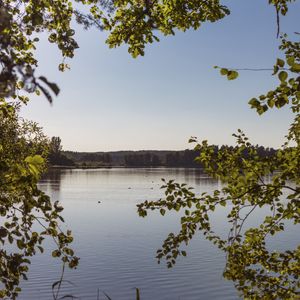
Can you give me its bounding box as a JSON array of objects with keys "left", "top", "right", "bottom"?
[
  {"left": 48, "top": 137, "right": 75, "bottom": 166},
  {"left": 122, "top": 150, "right": 199, "bottom": 167},
  {"left": 47, "top": 137, "right": 277, "bottom": 168},
  {"left": 61, "top": 152, "right": 111, "bottom": 167},
  {"left": 60, "top": 146, "right": 276, "bottom": 168}
]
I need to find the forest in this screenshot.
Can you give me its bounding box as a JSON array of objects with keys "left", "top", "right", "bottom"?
[
  {"left": 50, "top": 140, "right": 277, "bottom": 168},
  {"left": 0, "top": 0, "right": 299, "bottom": 299}
]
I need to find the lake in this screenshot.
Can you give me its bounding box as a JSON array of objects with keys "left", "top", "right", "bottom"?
[{"left": 19, "top": 168, "right": 299, "bottom": 299}]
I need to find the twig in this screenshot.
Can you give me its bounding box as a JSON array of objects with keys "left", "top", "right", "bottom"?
[{"left": 53, "top": 263, "right": 66, "bottom": 300}]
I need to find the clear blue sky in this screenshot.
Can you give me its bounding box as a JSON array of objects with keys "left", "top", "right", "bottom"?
[{"left": 21, "top": 0, "right": 300, "bottom": 151}]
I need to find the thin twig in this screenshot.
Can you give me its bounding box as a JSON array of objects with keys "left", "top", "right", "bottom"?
[
  {"left": 276, "top": 6, "right": 280, "bottom": 38},
  {"left": 53, "top": 263, "right": 66, "bottom": 300}
]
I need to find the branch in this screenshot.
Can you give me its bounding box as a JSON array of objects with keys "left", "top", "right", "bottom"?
[
  {"left": 276, "top": 5, "right": 280, "bottom": 38},
  {"left": 233, "top": 204, "right": 258, "bottom": 244},
  {"left": 53, "top": 263, "right": 65, "bottom": 300},
  {"left": 227, "top": 68, "right": 289, "bottom": 72}
]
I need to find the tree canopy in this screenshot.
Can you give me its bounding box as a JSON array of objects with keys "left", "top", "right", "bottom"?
[
  {"left": 0, "top": 0, "right": 299, "bottom": 299},
  {"left": 135, "top": 9, "right": 300, "bottom": 300},
  {"left": 0, "top": 107, "right": 79, "bottom": 299}
]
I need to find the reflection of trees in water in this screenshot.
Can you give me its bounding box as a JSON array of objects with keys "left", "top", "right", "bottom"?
[
  {"left": 40, "top": 167, "right": 222, "bottom": 199},
  {"left": 41, "top": 168, "right": 63, "bottom": 193},
  {"left": 182, "top": 168, "right": 219, "bottom": 187},
  {"left": 195, "top": 169, "right": 219, "bottom": 186}
]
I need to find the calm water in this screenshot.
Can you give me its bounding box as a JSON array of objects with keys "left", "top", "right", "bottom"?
[{"left": 18, "top": 168, "right": 299, "bottom": 300}]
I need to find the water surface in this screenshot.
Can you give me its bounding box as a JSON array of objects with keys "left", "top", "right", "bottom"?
[{"left": 19, "top": 168, "right": 298, "bottom": 299}]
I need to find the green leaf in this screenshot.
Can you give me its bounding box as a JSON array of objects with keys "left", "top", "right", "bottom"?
[
  {"left": 227, "top": 70, "right": 239, "bottom": 80},
  {"left": 267, "top": 98, "right": 275, "bottom": 108},
  {"left": 278, "top": 71, "right": 288, "bottom": 82},
  {"left": 25, "top": 155, "right": 43, "bottom": 165},
  {"left": 0, "top": 227, "right": 8, "bottom": 238},
  {"left": 290, "top": 63, "right": 300, "bottom": 72},
  {"left": 286, "top": 56, "right": 295, "bottom": 66},
  {"left": 17, "top": 239, "right": 24, "bottom": 249},
  {"left": 248, "top": 98, "right": 260, "bottom": 108},
  {"left": 276, "top": 58, "right": 285, "bottom": 67},
  {"left": 25, "top": 155, "right": 44, "bottom": 177},
  {"left": 220, "top": 68, "right": 228, "bottom": 75},
  {"left": 52, "top": 250, "right": 61, "bottom": 257},
  {"left": 160, "top": 208, "right": 166, "bottom": 216}
]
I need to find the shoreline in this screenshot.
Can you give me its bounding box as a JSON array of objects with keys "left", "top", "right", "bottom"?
[{"left": 48, "top": 165, "right": 204, "bottom": 170}]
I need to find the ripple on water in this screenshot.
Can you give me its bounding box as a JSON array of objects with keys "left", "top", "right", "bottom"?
[{"left": 19, "top": 168, "right": 297, "bottom": 300}]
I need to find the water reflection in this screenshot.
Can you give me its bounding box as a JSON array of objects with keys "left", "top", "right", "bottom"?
[
  {"left": 20, "top": 168, "right": 237, "bottom": 300},
  {"left": 20, "top": 168, "right": 298, "bottom": 300},
  {"left": 41, "top": 167, "right": 220, "bottom": 191}
]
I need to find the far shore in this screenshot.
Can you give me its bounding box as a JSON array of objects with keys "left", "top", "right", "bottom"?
[{"left": 48, "top": 165, "right": 204, "bottom": 169}]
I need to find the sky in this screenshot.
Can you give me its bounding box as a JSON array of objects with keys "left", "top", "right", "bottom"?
[{"left": 20, "top": 0, "right": 300, "bottom": 152}]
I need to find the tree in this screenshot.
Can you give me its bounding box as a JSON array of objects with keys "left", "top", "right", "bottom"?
[
  {"left": 133, "top": 11, "right": 300, "bottom": 300},
  {"left": 98, "top": 0, "right": 299, "bottom": 298},
  {"left": 1, "top": 0, "right": 299, "bottom": 299},
  {"left": 48, "top": 136, "right": 75, "bottom": 166},
  {"left": 50, "top": 137, "right": 63, "bottom": 155},
  {"left": 0, "top": 0, "right": 108, "bottom": 102},
  {"left": 0, "top": 106, "right": 78, "bottom": 299},
  {"left": 0, "top": 0, "right": 109, "bottom": 294}
]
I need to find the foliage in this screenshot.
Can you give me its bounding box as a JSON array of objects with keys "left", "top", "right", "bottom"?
[
  {"left": 103, "top": 0, "right": 230, "bottom": 57},
  {"left": 0, "top": 0, "right": 297, "bottom": 101},
  {"left": 137, "top": 36, "right": 300, "bottom": 298},
  {"left": 0, "top": 0, "right": 67, "bottom": 102},
  {"left": 0, "top": 0, "right": 110, "bottom": 104},
  {"left": 0, "top": 105, "right": 79, "bottom": 299},
  {"left": 63, "top": 148, "right": 275, "bottom": 168},
  {"left": 1, "top": 0, "right": 299, "bottom": 299},
  {"left": 101, "top": 0, "right": 297, "bottom": 57},
  {"left": 50, "top": 137, "right": 63, "bottom": 155},
  {"left": 124, "top": 152, "right": 162, "bottom": 167},
  {"left": 0, "top": 0, "right": 105, "bottom": 295},
  {"left": 48, "top": 137, "right": 75, "bottom": 166}
]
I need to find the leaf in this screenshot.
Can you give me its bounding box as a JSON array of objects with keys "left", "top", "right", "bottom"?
[
  {"left": 290, "top": 63, "right": 300, "bottom": 72},
  {"left": 220, "top": 200, "right": 226, "bottom": 207},
  {"left": 64, "top": 248, "right": 74, "bottom": 256},
  {"left": 17, "top": 239, "right": 24, "bottom": 249},
  {"left": 267, "top": 98, "right": 275, "bottom": 108},
  {"left": 25, "top": 155, "right": 43, "bottom": 165},
  {"left": 0, "top": 227, "right": 8, "bottom": 238},
  {"left": 37, "top": 246, "right": 44, "bottom": 253},
  {"left": 286, "top": 56, "right": 295, "bottom": 66},
  {"left": 188, "top": 137, "right": 197, "bottom": 143},
  {"left": 227, "top": 70, "right": 239, "bottom": 80},
  {"left": 25, "top": 155, "right": 44, "bottom": 177},
  {"left": 276, "top": 58, "right": 285, "bottom": 67},
  {"left": 248, "top": 98, "right": 260, "bottom": 108},
  {"left": 37, "top": 84, "right": 54, "bottom": 104},
  {"left": 39, "top": 76, "right": 60, "bottom": 96},
  {"left": 220, "top": 68, "right": 228, "bottom": 75},
  {"left": 52, "top": 250, "right": 61, "bottom": 257},
  {"left": 160, "top": 208, "right": 166, "bottom": 216},
  {"left": 278, "top": 71, "right": 288, "bottom": 82}
]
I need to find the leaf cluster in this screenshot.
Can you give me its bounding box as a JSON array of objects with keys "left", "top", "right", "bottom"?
[
  {"left": 0, "top": 106, "right": 78, "bottom": 299},
  {"left": 137, "top": 31, "right": 300, "bottom": 300}
]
